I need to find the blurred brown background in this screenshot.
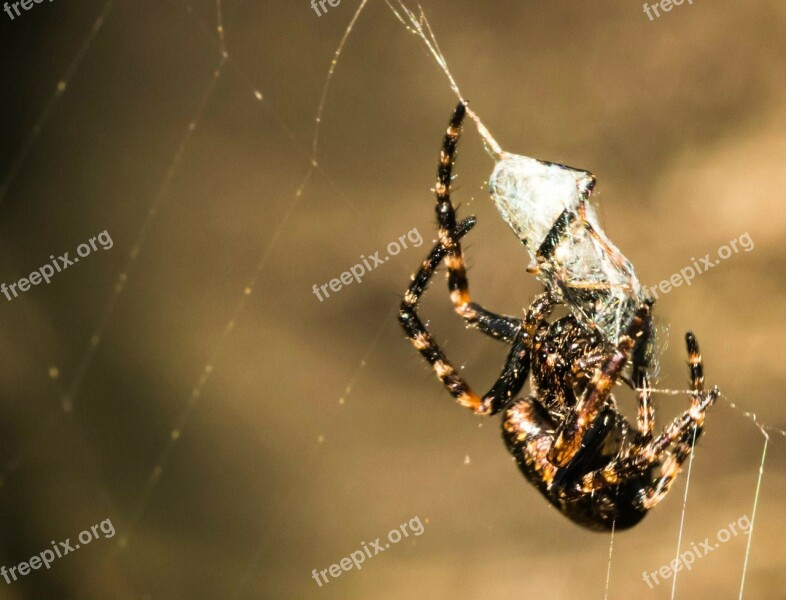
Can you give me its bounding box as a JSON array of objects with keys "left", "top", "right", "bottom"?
[{"left": 1, "top": 0, "right": 785, "bottom": 598}]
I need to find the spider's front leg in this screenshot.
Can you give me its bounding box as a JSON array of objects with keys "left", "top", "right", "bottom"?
[
  {"left": 436, "top": 102, "right": 523, "bottom": 344},
  {"left": 399, "top": 102, "right": 552, "bottom": 415},
  {"left": 399, "top": 219, "right": 549, "bottom": 415}
]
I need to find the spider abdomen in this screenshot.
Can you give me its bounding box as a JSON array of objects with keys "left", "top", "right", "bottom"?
[{"left": 502, "top": 400, "right": 648, "bottom": 530}]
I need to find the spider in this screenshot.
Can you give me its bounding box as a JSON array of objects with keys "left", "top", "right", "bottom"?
[{"left": 399, "top": 103, "right": 719, "bottom": 530}]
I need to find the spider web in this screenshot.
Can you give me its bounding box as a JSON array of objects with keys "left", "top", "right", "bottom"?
[{"left": 0, "top": 1, "right": 784, "bottom": 599}]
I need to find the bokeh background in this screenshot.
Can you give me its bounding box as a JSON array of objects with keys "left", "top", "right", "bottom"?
[{"left": 1, "top": 0, "right": 785, "bottom": 598}]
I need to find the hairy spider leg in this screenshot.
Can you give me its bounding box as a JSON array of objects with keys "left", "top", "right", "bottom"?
[
  {"left": 621, "top": 370, "right": 656, "bottom": 440},
  {"left": 435, "top": 102, "right": 523, "bottom": 343},
  {"left": 577, "top": 386, "right": 718, "bottom": 508},
  {"left": 634, "top": 334, "right": 717, "bottom": 510},
  {"left": 631, "top": 310, "right": 656, "bottom": 439},
  {"left": 578, "top": 333, "right": 718, "bottom": 509},
  {"left": 400, "top": 218, "right": 540, "bottom": 415},
  {"left": 547, "top": 306, "right": 651, "bottom": 467},
  {"left": 686, "top": 330, "right": 705, "bottom": 393}
]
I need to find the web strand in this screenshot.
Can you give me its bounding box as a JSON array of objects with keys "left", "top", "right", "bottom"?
[
  {"left": 0, "top": 0, "right": 116, "bottom": 206},
  {"left": 312, "top": 0, "right": 370, "bottom": 160},
  {"left": 604, "top": 511, "right": 618, "bottom": 600},
  {"left": 624, "top": 383, "right": 786, "bottom": 438},
  {"left": 118, "top": 0, "right": 380, "bottom": 555},
  {"left": 0, "top": 35, "right": 227, "bottom": 487},
  {"left": 229, "top": 306, "right": 395, "bottom": 599},
  {"left": 669, "top": 425, "right": 699, "bottom": 599},
  {"left": 739, "top": 434, "right": 768, "bottom": 599},
  {"left": 384, "top": 0, "right": 503, "bottom": 159},
  {"left": 0, "top": 0, "right": 118, "bottom": 478},
  {"left": 180, "top": 0, "right": 386, "bottom": 232},
  {"left": 63, "top": 57, "right": 227, "bottom": 414}
]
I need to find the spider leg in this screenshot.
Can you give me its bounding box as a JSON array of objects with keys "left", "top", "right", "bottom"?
[
  {"left": 634, "top": 371, "right": 655, "bottom": 439},
  {"left": 400, "top": 228, "right": 553, "bottom": 415},
  {"left": 632, "top": 333, "right": 717, "bottom": 510},
  {"left": 617, "top": 316, "right": 656, "bottom": 439},
  {"left": 578, "top": 334, "right": 718, "bottom": 509},
  {"left": 631, "top": 311, "right": 656, "bottom": 439},
  {"left": 435, "top": 102, "right": 523, "bottom": 343},
  {"left": 547, "top": 306, "right": 651, "bottom": 467}
]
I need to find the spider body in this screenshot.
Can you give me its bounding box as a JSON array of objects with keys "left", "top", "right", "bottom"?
[
  {"left": 399, "top": 103, "right": 718, "bottom": 530},
  {"left": 505, "top": 312, "right": 654, "bottom": 530}
]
